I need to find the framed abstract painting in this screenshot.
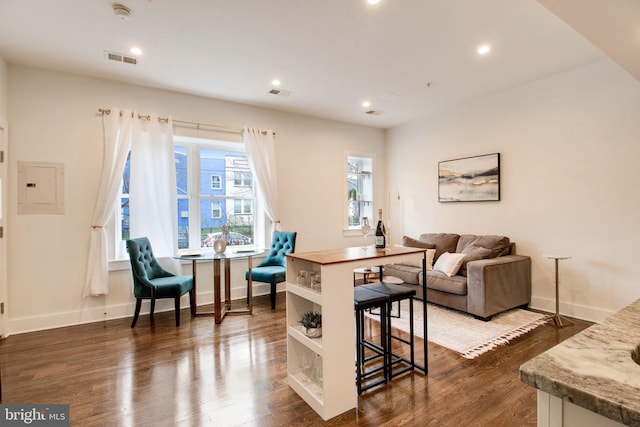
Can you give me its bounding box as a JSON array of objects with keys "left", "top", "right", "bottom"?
[{"left": 438, "top": 153, "right": 500, "bottom": 202}]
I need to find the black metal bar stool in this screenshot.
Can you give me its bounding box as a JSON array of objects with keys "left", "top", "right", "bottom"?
[
  {"left": 354, "top": 285, "right": 389, "bottom": 394},
  {"left": 366, "top": 275, "right": 403, "bottom": 318},
  {"left": 362, "top": 281, "right": 416, "bottom": 379}
]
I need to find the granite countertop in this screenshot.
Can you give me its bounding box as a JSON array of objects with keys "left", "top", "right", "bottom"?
[{"left": 520, "top": 299, "right": 640, "bottom": 426}]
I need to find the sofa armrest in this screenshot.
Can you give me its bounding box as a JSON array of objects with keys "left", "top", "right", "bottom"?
[{"left": 465, "top": 255, "right": 532, "bottom": 319}]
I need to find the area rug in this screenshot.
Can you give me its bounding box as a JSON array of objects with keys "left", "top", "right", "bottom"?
[{"left": 365, "top": 300, "right": 551, "bottom": 359}]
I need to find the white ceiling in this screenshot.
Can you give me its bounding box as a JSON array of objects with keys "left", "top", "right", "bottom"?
[{"left": 0, "top": 0, "right": 630, "bottom": 129}]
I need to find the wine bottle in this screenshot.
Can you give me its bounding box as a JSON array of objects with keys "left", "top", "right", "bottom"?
[{"left": 375, "top": 208, "right": 386, "bottom": 249}]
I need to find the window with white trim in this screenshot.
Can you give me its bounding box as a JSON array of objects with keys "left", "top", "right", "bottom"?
[
  {"left": 211, "top": 175, "right": 222, "bottom": 190},
  {"left": 346, "top": 154, "right": 374, "bottom": 229},
  {"left": 115, "top": 137, "right": 258, "bottom": 257},
  {"left": 233, "top": 170, "right": 252, "bottom": 187},
  {"left": 211, "top": 201, "right": 222, "bottom": 219}
]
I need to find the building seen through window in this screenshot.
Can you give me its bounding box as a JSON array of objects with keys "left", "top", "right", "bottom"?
[{"left": 120, "top": 138, "right": 256, "bottom": 250}]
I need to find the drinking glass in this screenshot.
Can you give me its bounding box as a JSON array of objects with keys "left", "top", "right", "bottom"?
[
  {"left": 310, "top": 273, "right": 321, "bottom": 291},
  {"left": 299, "top": 351, "right": 314, "bottom": 381},
  {"left": 297, "top": 270, "right": 310, "bottom": 287},
  {"left": 385, "top": 218, "right": 391, "bottom": 248},
  {"left": 311, "top": 354, "right": 323, "bottom": 387},
  {"left": 361, "top": 217, "right": 371, "bottom": 249}
]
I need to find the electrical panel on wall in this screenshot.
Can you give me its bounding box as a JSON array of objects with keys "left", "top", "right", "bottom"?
[{"left": 17, "top": 161, "right": 65, "bottom": 214}]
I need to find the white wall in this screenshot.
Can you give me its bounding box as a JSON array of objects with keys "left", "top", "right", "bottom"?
[
  {"left": 0, "top": 56, "right": 7, "bottom": 118},
  {"left": 386, "top": 59, "right": 640, "bottom": 322},
  {"left": 6, "top": 64, "right": 385, "bottom": 334}
]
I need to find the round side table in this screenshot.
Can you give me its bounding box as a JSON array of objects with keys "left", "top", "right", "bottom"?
[
  {"left": 353, "top": 266, "right": 381, "bottom": 286},
  {"left": 543, "top": 254, "right": 573, "bottom": 328}
]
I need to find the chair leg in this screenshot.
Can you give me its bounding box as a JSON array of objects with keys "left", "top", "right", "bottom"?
[
  {"left": 246, "top": 280, "right": 250, "bottom": 305},
  {"left": 131, "top": 299, "right": 142, "bottom": 328},
  {"left": 189, "top": 289, "right": 196, "bottom": 316},
  {"left": 150, "top": 298, "right": 156, "bottom": 320},
  {"left": 270, "top": 283, "right": 276, "bottom": 309},
  {"left": 174, "top": 297, "right": 181, "bottom": 327}
]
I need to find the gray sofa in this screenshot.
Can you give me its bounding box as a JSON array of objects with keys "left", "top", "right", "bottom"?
[{"left": 384, "top": 233, "right": 532, "bottom": 320}]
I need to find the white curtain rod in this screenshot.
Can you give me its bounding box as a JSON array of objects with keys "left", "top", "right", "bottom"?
[{"left": 97, "top": 108, "right": 274, "bottom": 136}]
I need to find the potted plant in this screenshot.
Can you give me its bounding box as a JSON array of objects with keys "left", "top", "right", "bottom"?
[{"left": 299, "top": 311, "right": 322, "bottom": 338}]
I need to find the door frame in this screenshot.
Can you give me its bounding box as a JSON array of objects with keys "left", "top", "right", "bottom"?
[{"left": 0, "top": 120, "right": 8, "bottom": 338}]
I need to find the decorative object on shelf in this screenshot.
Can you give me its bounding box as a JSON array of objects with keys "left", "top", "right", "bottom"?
[
  {"left": 348, "top": 188, "right": 357, "bottom": 201},
  {"left": 213, "top": 235, "right": 227, "bottom": 254},
  {"left": 438, "top": 153, "right": 500, "bottom": 202},
  {"left": 299, "top": 311, "right": 322, "bottom": 338}
]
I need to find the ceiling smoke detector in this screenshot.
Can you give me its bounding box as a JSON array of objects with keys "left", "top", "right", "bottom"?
[{"left": 113, "top": 4, "right": 132, "bottom": 20}]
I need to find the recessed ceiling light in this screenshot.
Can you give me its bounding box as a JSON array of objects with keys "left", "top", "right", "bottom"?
[
  {"left": 368, "top": 0, "right": 381, "bottom": 4},
  {"left": 478, "top": 45, "right": 491, "bottom": 55},
  {"left": 129, "top": 47, "right": 143, "bottom": 56},
  {"left": 271, "top": 79, "right": 281, "bottom": 86},
  {"left": 362, "top": 101, "right": 371, "bottom": 108}
]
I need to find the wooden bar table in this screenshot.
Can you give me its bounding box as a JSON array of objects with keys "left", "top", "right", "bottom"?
[{"left": 285, "top": 246, "right": 428, "bottom": 420}]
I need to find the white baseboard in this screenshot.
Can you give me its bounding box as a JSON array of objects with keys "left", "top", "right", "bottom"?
[
  {"left": 529, "top": 296, "right": 614, "bottom": 323},
  {"left": 6, "top": 282, "right": 283, "bottom": 336},
  {"left": 8, "top": 288, "right": 608, "bottom": 336}
]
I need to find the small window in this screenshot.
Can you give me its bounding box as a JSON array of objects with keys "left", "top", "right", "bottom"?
[
  {"left": 211, "top": 201, "right": 222, "bottom": 219},
  {"left": 234, "top": 198, "right": 253, "bottom": 214},
  {"left": 233, "top": 171, "right": 252, "bottom": 187},
  {"left": 211, "top": 175, "right": 222, "bottom": 190},
  {"left": 346, "top": 155, "right": 373, "bottom": 229}
]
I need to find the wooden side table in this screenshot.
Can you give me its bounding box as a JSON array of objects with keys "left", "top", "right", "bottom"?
[
  {"left": 543, "top": 254, "right": 573, "bottom": 328},
  {"left": 353, "top": 266, "right": 381, "bottom": 286}
]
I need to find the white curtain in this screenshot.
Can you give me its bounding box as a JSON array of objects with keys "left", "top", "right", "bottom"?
[
  {"left": 83, "top": 108, "right": 134, "bottom": 297},
  {"left": 243, "top": 127, "right": 279, "bottom": 237},
  {"left": 129, "top": 114, "right": 181, "bottom": 275}
]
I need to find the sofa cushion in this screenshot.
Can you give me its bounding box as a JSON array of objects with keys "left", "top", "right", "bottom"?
[
  {"left": 426, "top": 270, "right": 468, "bottom": 295},
  {"left": 394, "top": 247, "right": 436, "bottom": 271},
  {"left": 383, "top": 263, "right": 422, "bottom": 285},
  {"left": 433, "top": 252, "right": 466, "bottom": 277},
  {"left": 418, "top": 233, "right": 460, "bottom": 261},
  {"left": 459, "top": 244, "right": 492, "bottom": 277},
  {"left": 456, "top": 234, "right": 511, "bottom": 258},
  {"left": 402, "top": 235, "right": 436, "bottom": 250}
]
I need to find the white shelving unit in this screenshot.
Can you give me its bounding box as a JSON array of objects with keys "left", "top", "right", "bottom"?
[{"left": 286, "top": 246, "right": 426, "bottom": 421}]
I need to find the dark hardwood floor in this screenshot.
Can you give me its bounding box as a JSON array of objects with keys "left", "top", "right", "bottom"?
[{"left": 0, "top": 294, "right": 592, "bottom": 426}]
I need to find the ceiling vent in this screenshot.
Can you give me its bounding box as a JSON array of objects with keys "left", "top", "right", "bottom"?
[
  {"left": 268, "top": 88, "right": 292, "bottom": 97},
  {"left": 105, "top": 51, "right": 138, "bottom": 65},
  {"left": 365, "top": 110, "right": 384, "bottom": 115}
]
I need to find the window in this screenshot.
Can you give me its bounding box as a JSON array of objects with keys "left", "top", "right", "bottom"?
[
  {"left": 346, "top": 154, "right": 373, "bottom": 229},
  {"left": 234, "top": 199, "right": 253, "bottom": 214},
  {"left": 116, "top": 137, "right": 258, "bottom": 256},
  {"left": 234, "top": 171, "right": 252, "bottom": 187},
  {"left": 120, "top": 152, "right": 131, "bottom": 242},
  {"left": 211, "top": 201, "right": 222, "bottom": 219},
  {"left": 211, "top": 175, "right": 222, "bottom": 190}
]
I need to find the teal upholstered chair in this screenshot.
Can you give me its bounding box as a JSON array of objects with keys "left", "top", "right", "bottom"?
[
  {"left": 246, "top": 231, "right": 297, "bottom": 309},
  {"left": 127, "top": 237, "right": 194, "bottom": 327}
]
